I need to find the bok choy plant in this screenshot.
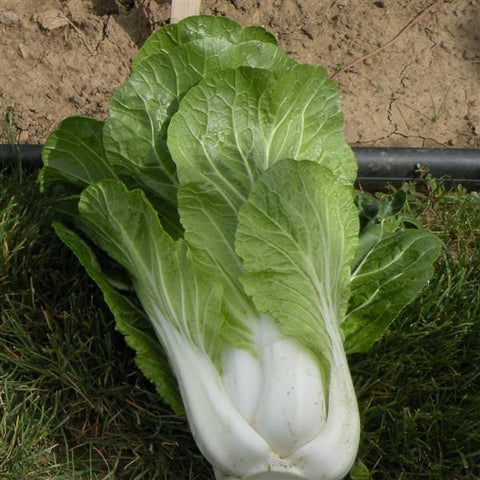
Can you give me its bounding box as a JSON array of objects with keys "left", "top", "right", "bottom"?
[{"left": 40, "top": 16, "right": 442, "bottom": 480}]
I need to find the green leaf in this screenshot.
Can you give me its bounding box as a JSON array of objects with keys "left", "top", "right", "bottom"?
[
  {"left": 76, "top": 179, "right": 228, "bottom": 363},
  {"left": 168, "top": 65, "right": 355, "bottom": 327},
  {"left": 104, "top": 39, "right": 292, "bottom": 209},
  {"left": 104, "top": 42, "right": 208, "bottom": 205},
  {"left": 217, "top": 41, "right": 293, "bottom": 71},
  {"left": 343, "top": 229, "right": 443, "bottom": 353},
  {"left": 377, "top": 190, "right": 407, "bottom": 219},
  {"left": 53, "top": 221, "right": 184, "bottom": 414},
  {"left": 235, "top": 159, "right": 359, "bottom": 372},
  {"left": 40, "top": 116, "right": 116, "bottom": 190},
  {"left": 349, "top": 459, "right": 371, "bottom": 480},
  {"left": 170, "top": 64, "right": 356, "bottom": 192},
  {"left": 40, "top": 114, "right": 182, "bottom": 238},
  {"left": 355, "top": 193, "right": 379, "bottom": 230},
  {"left": 351, "top": 223, "right": 382, "bottom": 271},
  {"left": 133, "top": 15, "right": 276, "bottom": 68},
  {"left": 355, "top": 190, "right": 408, "bottom": 232}
]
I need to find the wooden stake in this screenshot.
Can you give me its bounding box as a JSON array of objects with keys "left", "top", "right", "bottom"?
[{"left": 171, "top": 0, "right": 201, "bottom": 23}]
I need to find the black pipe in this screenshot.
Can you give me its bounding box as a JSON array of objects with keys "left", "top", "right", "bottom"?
[
  {"left": 354, "top": 147, "right": 480, "bottom": 185},
  {"left": 1, "top": 144, "right": 44, "bottom": 170},
  {"left": 1, "top": 144, "right": 480, "bottom": 188}
]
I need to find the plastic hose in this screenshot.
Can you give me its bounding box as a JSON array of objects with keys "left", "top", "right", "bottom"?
[{"left": 1, "top": 144, "right": 480, "bottom": 188}]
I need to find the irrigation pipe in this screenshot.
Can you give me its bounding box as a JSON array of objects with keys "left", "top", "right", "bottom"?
[
  {"left": 1, "top": 145, "right": 479, "bottom": 190},
  {"left": 353, "top": 147, "right": 480, "bottom": 189}
]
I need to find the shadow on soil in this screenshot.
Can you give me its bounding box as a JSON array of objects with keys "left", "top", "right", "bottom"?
[
  {"left": 91, "top": 0, "right": 171, "bottom": 47},
  {"left": 456, "top": 3, "right": 480, "bottom": 73}
]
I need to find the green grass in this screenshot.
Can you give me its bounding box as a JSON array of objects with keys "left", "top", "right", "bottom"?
[{"left": 1, "top": 168, "right": 479, "bottom": 479}]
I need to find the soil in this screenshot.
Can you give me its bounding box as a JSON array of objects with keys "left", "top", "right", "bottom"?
[{"left": 1, "top": 0, "right": 479, "bottom": 148}]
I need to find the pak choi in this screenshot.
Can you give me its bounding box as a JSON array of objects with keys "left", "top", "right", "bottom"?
[{"left": 40, "top": 16, "right": 442, "bottom": 480}]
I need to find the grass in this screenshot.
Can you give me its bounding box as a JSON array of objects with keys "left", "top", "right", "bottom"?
[
  {"left": 429, "top": 86, "right": 451, "bottom": 123},
  {"left": 1, "top": 167, "right": 479, "bottom": 479}
]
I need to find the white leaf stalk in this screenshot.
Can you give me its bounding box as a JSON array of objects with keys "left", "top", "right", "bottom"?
[
  {"left": 149, "top": 306, "right": 360, "bottom": 480},
  {"left": 219, "top": 316, "right": 360, "bottom": 480}
]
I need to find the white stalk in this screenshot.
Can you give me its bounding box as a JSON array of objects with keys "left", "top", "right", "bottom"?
[
  {"left": 289, "top": 324, "right": 360, "bottom": 480},
  {"left": 149, "top": 314, "right": 273, "bottom": 478},
  {"left": 144, "top": 298, "right": 359, "bottom": 480},
  {"left": 218, "top": 315, "right": 359, "bottom": 480}
]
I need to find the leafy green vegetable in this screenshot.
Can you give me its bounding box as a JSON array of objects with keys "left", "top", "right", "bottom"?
[
  {"left": 40, "top": 15, "right": 442, "bottom": 480},
  {"left": 53, "top": 220, "right": 184, "bottom": 413},
  {"left": 236, "top": 160, "right": 358, "bottom": 381},
  {"left": 345, "top": 229, "right": 442, "bottom": 353},
  {"left": 132, "top": 15, "right": 277, "bottom": 68}
]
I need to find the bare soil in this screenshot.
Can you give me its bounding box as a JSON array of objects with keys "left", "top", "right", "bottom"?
[{"left": 1, "top": 0, "right": 479, "bottom": 148}]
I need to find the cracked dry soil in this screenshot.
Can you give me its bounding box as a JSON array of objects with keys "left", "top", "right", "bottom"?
[{"left": 0, "top": 0, "right": 479, "bottom": 148}]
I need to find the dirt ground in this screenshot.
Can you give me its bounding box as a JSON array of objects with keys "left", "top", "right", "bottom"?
[{"left": 0, "top": 0, "right": 479, "bottom": 148}]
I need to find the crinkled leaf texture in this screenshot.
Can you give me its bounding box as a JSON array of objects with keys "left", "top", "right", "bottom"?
[
  {"left": 167, "top": 64, "right": 356, "bottom": 336},
  {"left": 40, "top": 15, "right": 442, "bottom": 480}
]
